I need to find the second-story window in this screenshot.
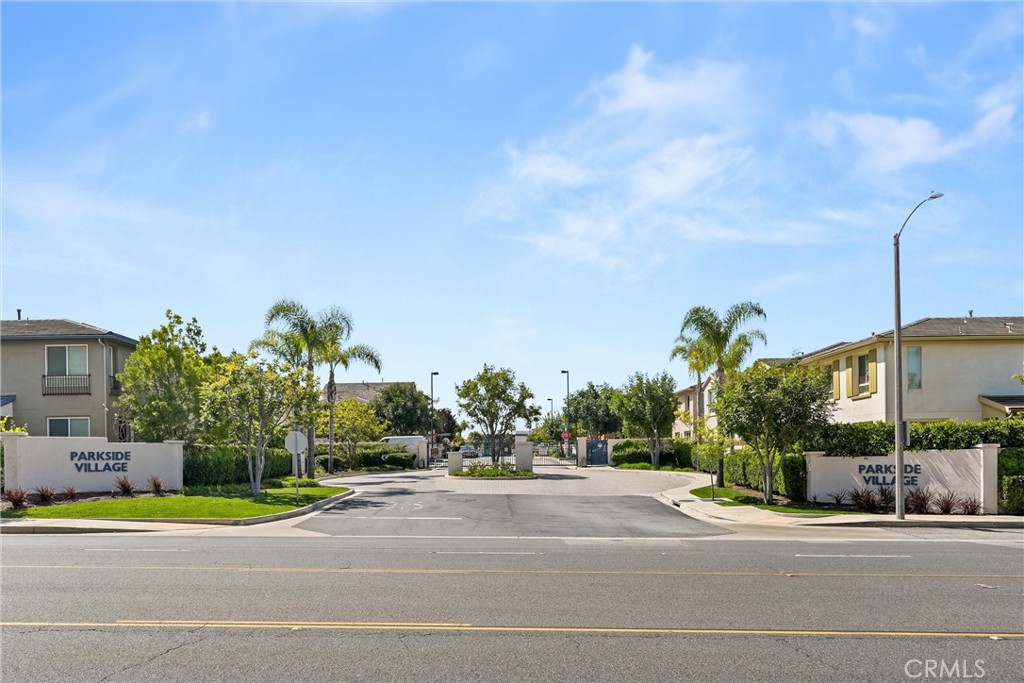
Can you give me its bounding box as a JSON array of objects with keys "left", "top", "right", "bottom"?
[
  {"left": 907, "top": 347, "right": 923, "bottom": 390},
  {"left": 46, "top": 345, "right": 88, "bottom": 376}
]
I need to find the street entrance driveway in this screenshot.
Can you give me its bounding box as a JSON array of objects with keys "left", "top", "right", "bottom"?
[{"left": 300, "top": 469, "right": 726, "bottom": 538}]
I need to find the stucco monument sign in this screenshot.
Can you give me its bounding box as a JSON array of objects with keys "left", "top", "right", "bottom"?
[{"left": 2, "top": 433, "right": 184, "bottom": 492}]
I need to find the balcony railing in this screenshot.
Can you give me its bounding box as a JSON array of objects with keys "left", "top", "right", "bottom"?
[
  {"left": 109, "top": 376, "right": 123, "bottom": 396},
  {"left": 42, "top": 374, "right": 91, "bottom": 396}
]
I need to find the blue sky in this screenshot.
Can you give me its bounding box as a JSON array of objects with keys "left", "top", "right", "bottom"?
[{"left": 3, "top": 3, "right": 1022, "bottom": 416}]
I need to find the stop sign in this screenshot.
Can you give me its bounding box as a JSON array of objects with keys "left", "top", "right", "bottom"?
[{"left": 561, "top": 430, "right": 570, "bottom": 441}]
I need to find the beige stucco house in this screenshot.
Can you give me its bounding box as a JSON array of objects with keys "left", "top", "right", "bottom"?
[
  {"left": 800, "top": 316, "right": 1023, "bottom": 424},
  {"left": 0, "top": 319, "right": 138, "bottom": 438}
]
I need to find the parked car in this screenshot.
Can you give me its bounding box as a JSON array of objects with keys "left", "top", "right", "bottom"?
[{"left": 459, "top": 444, "right": 479, "bottom": 458}]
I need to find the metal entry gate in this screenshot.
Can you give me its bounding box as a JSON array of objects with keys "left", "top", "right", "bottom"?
[
  {"left": 586, "top": 440, "right": 608, "bottom": 466},
  {"left": 533, "top": 442, "right": 576, "bottom": 467}
]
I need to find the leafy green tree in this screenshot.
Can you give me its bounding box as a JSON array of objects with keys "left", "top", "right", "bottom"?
[
  {"left": 612, "top": 372, "right": 677, "bottom": 465},
  {"left": 256, "top": 299, "right": 379, "bottom": 477},
  {"left": 370, "top": 383, "right": 432, "bottom": 435},
  {"left": 333, "top": 399, "right": 387, "bottom": 470},
  {"left": 201, "top": 354, "right": 319, "bottom": 496},
  {"left": 456, "top": 365, "right": 539, "bottom": 464},
  {"left": 115, "top": 310, "right": 217, "bottom": 445},
  {"left": 433, "top": 407, "right": 459, "bottom": 439},
  {"left": 714, "top": 362, "right": 833, "bottom": 504},
  {"left": 566, "top": 382, "right": 622, "bottom": 440}
]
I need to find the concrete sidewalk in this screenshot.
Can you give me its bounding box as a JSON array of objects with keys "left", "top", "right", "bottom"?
[{"left": 660, "top": 479, "right": 1024, "bottom": 529}]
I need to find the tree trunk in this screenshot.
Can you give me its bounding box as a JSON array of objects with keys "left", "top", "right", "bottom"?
[
  {"left": 328, "top": 404, "right": 335, "bottom": 474},
  {"left": 764, "top": 459, "right": 774, "bottom": 505}
]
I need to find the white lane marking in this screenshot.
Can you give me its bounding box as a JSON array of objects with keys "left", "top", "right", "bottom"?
[
  {"left": 432, "top": 551, "right": 538, "bottom": 555},
  {"left": 84, "top": 549, "right": 189, "bottom": 552},
  {"left": 350, "top": 517, "right": 463, "bottom": 520},
  {"left": 794, "top": 554, "right": 911, "bottom": 558}
]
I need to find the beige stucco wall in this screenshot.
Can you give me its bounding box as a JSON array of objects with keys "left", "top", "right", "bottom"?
[
  {"left": 816, "top": 338, "right": 1021, "bottom": 424},
  {"left": 2, "top": 433, "right": 183, "bottom": 492},
  {"left": 0, "top": 339, "right": 134, "bottom": 437},
  {"left": 805, "top": 446, "right": 999, "bottom": 514}
]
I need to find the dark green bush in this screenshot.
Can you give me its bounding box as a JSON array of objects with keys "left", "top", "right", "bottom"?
[
  {"left": 664, "top": 439, "right": 692, "bottom": 469},
  {"left": 810, "top": 419, "right": 1024, "bottom": 456},
  {"left": 780, "top": 454, "right": 806, "bottom": 501},
  {"left": 611, "top": 448, "right": 650, "bottom": 466},
  {"left": 183, "top": 445, "right": 292, "bottom": 486},
  {"left": 1001, "top": 475, "right": 1024, "bottom": 515},
  {"left": 723, "top": 447, "right": 759, "bottom": 489}
]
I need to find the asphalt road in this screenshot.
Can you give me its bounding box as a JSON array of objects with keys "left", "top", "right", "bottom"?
[{"left": 2, "top": 482, "right": 1022, "bottom": 682}]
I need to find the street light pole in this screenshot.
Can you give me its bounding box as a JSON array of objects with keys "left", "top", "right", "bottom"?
[
  {"left": 430, "top": 371, "right": 438, "bottom": 466},
  {"left": 894, "top": 192, "right": 943, "bottom": 520},
  {"left": 561, "top": 370, "right": 570, "bottom": 460}
]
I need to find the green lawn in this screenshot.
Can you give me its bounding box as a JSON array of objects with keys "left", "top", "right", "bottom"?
[
  {"left": 689, "top": 485, "right": 861, "bottom": 515},
  {"left": 0, "top": 487, "right": 346, "bottom": 520}
]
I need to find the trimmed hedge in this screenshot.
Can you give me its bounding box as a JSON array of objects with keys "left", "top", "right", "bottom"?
[
  {"left": 183, "top": 445, "right": 292, "bottom": 487},
  {"left": 780, "top": 454, "right": 806, "bottom": 501},
  {"left": 1002, "top": 475, "right": 1024, "bottom": 515},
  {"left": 610, "top": 439, "right": 692, "bottom": 468},
  {"left": 810, "top": 419, "right": 1024, "bottom": 457}
]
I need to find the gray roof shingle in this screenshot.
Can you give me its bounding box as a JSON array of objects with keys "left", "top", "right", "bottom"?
[{"left": 0, "top": 319, "right": 138, "bottom": 346}]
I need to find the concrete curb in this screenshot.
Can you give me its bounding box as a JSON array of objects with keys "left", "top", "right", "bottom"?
[
  {"left": 0, "top": 490, "right": 356, "bottom": 534},
  {"left": 446, "top": 475, "right": 538, "bottom": 480},
  {"left": 797, "top": 516, "right": 1024, "bottom": 529},
  {"left": 660, "top": 492, "right": 1024, "bottom": 529}
]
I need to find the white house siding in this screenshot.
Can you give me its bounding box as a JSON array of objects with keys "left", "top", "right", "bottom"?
[{"left": 898, "top": 339, "right": 1023, "bottom": 422}]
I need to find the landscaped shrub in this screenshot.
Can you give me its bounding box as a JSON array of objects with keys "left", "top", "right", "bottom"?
[
  {"left": 34, "top": 486, "right": 56, "bottom": 503},
  {"left": 828, "top": 488, "right": 850, "bottom": 506},
  {"left": 611, "top": 440, "right": 651, "bottom": 466},
  {"left": 147, "top": 476, "right": 166, "bottom": 495},
  {"left": 905, "top": 486, "right": 934, "bottom": 514},
  {"left": 278, "top": 477, "right": 321, "bottom": 488},
  {"left": 959, "top": 497, "right": 982, "bottom": 515},
  {"left": 62, "top": 486, "right": 79, "bottom": 501},
  {"left": 183, "top": 445, "right": 293, "bottom": 486},
  {"left": 934, "top": 490, "right": 960, "bottom": 515},
  {"left": 114, "top": 476, "right": 136, "bottom": 497},
  {"left": 1001, "top": 475, "right": 1024, "bottom": 515},
  {"left": 664, "top": 440, "right": 692, "bottom": 469},
  {"left": 810, "top": 419, "right": 1024, "bottom": 457},
  {"left": 618, "top": 462, "right": 654, "bottom": 470},
  {"left": 4, "top": 488, "right": 28, "bottom": 508},
  {"left": 723, "top": 447, "right": 759, "bottom": 489},
  {"left": 998, "top": 447, "right": 1024, "bottom": 501},
  {"left": 780, "top": 454, "right": 806, "bottom": 502},
  {"left": 849, "top": 487, "right": 880, "bottom": 513}
]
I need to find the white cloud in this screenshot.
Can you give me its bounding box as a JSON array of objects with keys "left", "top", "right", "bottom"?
[
  {"left": 183, "top": 110, "right": 211, "bottom": 132},
  {"left": 807, "top": 77, "right": 1018, "bottom": 173},
  {"left": 475, "top": 46, "right": 788, "bottom": 267}
]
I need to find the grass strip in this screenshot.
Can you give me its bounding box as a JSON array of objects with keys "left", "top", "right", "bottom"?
[{"left": 1, "top": 487, "right": 345, "bottom": 520}]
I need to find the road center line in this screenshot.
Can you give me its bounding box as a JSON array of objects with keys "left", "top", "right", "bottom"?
[
  {"left": 2, "top": 620, "right": 1020, "bottom": 639},
  {"left": 431, "top": 552, "right": 538, "bottom": 555},
  {"left": 349, "top": 517, "right": 463, "bottom": 520},
  {"left": 794, "top": 554, "right": 911, "bottom": 558}
]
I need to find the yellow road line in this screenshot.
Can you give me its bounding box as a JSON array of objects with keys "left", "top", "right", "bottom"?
[
  {"left": 2, "top": 564, "right": 1022, "bottom": 580},
  {"left": 1, "top": 620, "right": 1021, "bottom": 639}
]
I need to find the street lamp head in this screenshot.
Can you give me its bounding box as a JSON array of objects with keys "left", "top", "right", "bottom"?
[
  {"left": 561, "top": 370, "right": 568, "bottom": 375},
  {"left": 928, "top": 191, "right": 944, "bottom": 201},
  {"left": 431, "top": 371, "right": 439, "bottom": 376}
]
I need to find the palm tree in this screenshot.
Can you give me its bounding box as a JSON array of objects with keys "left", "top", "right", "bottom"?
[
  {"left": 679, "top": 302, "right": 767, "bottom": 390},
  {"left": 669, "top": 334, "right": 713, "bottom": 444},
  {"left": 679, "top": 302, "right": 767, "bottom": 482},
  {"left": 259, "top": 299, "right": 381, "bottom": 477},
  {"left": 321, "top": 337, "right": 381, "bottom": 474}
]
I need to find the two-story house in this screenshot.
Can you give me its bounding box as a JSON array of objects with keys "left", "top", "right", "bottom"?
[
  {"left": 800, "top": 316, "right": 1023, "bottom": 423},
  {"left": 0, "top": 319, "right": 138, "bottom": 438}
]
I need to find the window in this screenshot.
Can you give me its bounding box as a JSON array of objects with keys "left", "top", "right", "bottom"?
[
  {"left": 46, "top": 345, "right": 88, "bottom": 376},
  {"left": 845, "top": 350, "right": 877, "bottom": 398},
  {"left": 47, "top": 417, "right": 90, "bottom": 437},
  {"left": 907, "top": 347, "right": 922, "bottom": 390},
  {"left": 857, "top": 355, "right": 870, "bottom": 394}
]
